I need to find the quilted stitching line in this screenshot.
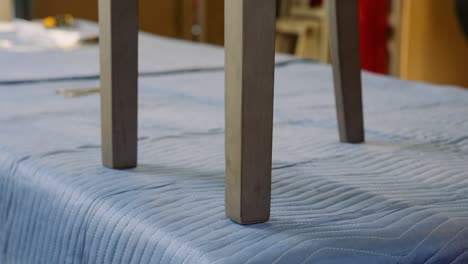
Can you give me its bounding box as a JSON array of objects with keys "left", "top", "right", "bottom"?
[
  {"left": 423, "top": 227, "right": 468, "bottom": 264},
  {"left": 300, "top": 247, "right": 400, "bottom": 264},
  {"left": 449, "top": 249, "right": 468, "bottom": 264}
]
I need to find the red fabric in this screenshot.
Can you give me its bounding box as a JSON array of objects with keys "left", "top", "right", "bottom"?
[{"left": 359, "top": 0, "right": 389, "bottom": 74}]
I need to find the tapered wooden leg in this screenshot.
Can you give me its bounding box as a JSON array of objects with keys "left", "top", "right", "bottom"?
[
  {"left": 329, "top": 0, "right": 365, "bottom": 143},
  {"left": 225, "top": 0, "right": 276, "bottom": 224},
  {"left": 99, "top": 0, "right": 138, "bottom": 169}
]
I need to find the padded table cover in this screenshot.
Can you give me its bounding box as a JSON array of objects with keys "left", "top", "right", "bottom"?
[
  {"left": 0, "top": 20, "right": 292, "bottom": 84},
  {"left": 1, "top": 61, "right": 468, "bottom": 264}
]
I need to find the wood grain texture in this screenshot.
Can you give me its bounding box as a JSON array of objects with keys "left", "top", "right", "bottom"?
[
  {"left": 99, "top": 0, "right": 138, "bottom": 169},
  {"left": 329, "top": 0, "right": 365, "bottom": 143},
  {"left": 225, "top": 0, "right": 276, "bottom": 224}
]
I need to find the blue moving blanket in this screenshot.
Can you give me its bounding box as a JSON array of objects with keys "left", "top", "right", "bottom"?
[
  {"left": 1, "top": 22, "right": 468, "bottom": 264},
  {"left": 0, "top": 20, "right": 291, "bottom": 84}
]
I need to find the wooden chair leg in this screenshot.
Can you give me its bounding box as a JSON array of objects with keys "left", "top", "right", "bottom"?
[
  {"left": 225, "top": 0, "right": 276, "bottom": 224},
  {"left": 99, "top": 0, "right": 139, "bottom": 169},
  {"left": 329, "top": 0, "right": 365, "bottom": 143}
]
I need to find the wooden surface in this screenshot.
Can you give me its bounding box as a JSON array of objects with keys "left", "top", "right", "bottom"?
[
  {"left": 276, "top": 0, "right": 330, "bottom": 62},
  {"left": 34, "top": 0, "right": 98, "bottom": 20},
  {"left": 199, "top": 0, "right": 225, "bottom": 45},
  {"left": 225, "top": 0, "right": 276, "bottom": 224},
  {"left": 99, "top": 0, "right": 138, "bottom": 169},
  {"left": 317, "top": 1, "right": 330, "bottom": 63},
  {"left": 329, "top": 0, "right": 365, "bottom": 143},
  {"left": 388, "top": 0, "right": 402, "bottom": 76},
  {"left": 180, "top": 0, "right": 194, "bottom": 40},
  {"left": 0, "top": 0, "right": 13, "bottom": 21},
  {"left": 400, "top": 0, "right": 468, "bottom": 88},
  {"left": 276, "top": 18, "right": 320, "bottom": 59},
  {"left": 139, "top": 0, "right": 186, "bottom": 38},
  {"left": 33, "top": 0, "right": 189, "bottom": 38}
]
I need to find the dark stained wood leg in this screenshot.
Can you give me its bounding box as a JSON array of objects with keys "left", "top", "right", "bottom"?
[
  {"left": 329, "top": 0, "right": 365, "bottom": 143},
  {"left": 225, "top": 0, "right": 276, "bottom": 224},
  {"left": 99, "top": 0, "right": 139, "bottom": 169}
]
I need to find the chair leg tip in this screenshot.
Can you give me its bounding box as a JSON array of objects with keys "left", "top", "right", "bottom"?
[
  {"left": 340, "top": 132, "right": 365, "bottom": 144},
  {"left": 226, "top": 212, "right": 270, "bottom": 225},
  {"left": 103, "top": 160, "right": 137, "bottom": 170},
  {"left": 341, "top": 138, "right": 365, "bottom": 144}
]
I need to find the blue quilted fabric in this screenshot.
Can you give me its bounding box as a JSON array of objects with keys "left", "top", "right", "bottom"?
[
  {"left": 1, "top": 22, "right": 468, "bottom": 263},
  {"left": 0, "top": 20, "right": 291, "bottom": 85},
  {"left": 1, "top": 62, "right": 468, "bottom": 263}
]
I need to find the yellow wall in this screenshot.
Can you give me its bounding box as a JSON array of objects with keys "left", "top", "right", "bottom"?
[{"left": 400, "top": 0, "right": 468, "bottom": 88}]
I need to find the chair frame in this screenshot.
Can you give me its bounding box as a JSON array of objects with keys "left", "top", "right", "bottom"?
[{"left": 98, "top": 0, "right": 363, "bottom": 224}]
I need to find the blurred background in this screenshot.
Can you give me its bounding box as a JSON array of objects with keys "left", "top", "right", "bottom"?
[{"left": 2, "top": 0, "right": 468, "bottom": 87}]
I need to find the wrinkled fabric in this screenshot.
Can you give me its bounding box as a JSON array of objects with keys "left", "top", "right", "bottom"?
[{"left": 1, "top": 45, "right": 468, "bottom": 263}]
